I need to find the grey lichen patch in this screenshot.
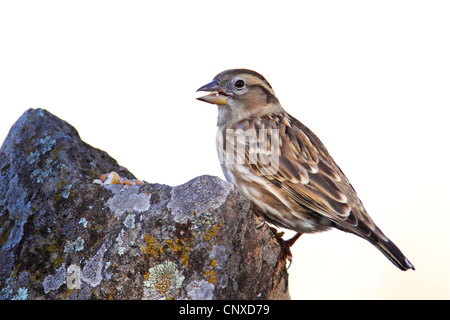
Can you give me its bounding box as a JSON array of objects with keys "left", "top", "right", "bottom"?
[
  {"left": 192, "top": 211, "right": 216, "bottom": 232},
  {"left": 143, "top": 261, "right": 185, "bottom": 299},
  {"left": 106, "top": 185, "right": 150, "bottom": 218},
  {"left": 168, "top": 175, "right": 234, "bottom": 224},
  {"left": 32, "top": 167, "right": 50, "bottom": 184},
  {"left": 28, "top": 135, "right": 58, "bottom": 184},
  {"left": 28, "top": 146, "right": 71, "bottom": 192},
  {"left": 0, "top": 269, "right": 32, "bottom": 300},
  {"left": 64, "top": 237, "right": 84, "bottom": 253},
  {"left": 123, "top": 213, "right": 136, "bottom": 229},
  {"left": 116, "top": 229, "right": 126, "bottom": 256},
  {"left": 43, "top": 265, "right": 67, "bottom": 293},
  {"left": 39, "top": 136, "right": 56, "bottom": 154},
  {"left": 209, "top": 245, "right": 227, "bottom": 270},
  {"left": 78, "top": 218, "right": 88, "bottom": 228},
  {"left": 61, "top": 184, "right": 72, "bottom": 199},
  {"left": 27, "top": 151, "right": 40, "bottom": 164},
  {"left": 11, "top": 287, "right": 28, "bottom": 300},
  {"left": 81, "top": 244, "right": 107, "bottom": 287},
  {"left": 186, "top": 279, "right": 215, "bottom": 300},
  {"left": 2, "top": 175, "right": 32, "bottom": 251}
]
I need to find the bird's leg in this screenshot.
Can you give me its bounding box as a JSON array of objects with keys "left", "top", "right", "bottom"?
[
  {"left": 285, "top": 232, "right": 302, "bottom": 247},
  {"left": 251, "top": 202, "right": 301, "bottom": 267},
  {"left": 282, "top": 233, "right": 302, "bottom": 269}
]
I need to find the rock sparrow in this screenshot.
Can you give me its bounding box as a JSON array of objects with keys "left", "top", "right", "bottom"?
[{"left": 197, "top": 69, "right": 414, "bottom": 271}]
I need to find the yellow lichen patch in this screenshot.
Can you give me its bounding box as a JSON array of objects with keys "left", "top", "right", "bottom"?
[
  {"left": 204, "top": 260, "right": 218, "bottom": 284},
  {"left": 166, "top": 238, "right": 192, "bottom": 268},
  {"left": 204, "top": 270, "right": 216, "bottom": 284},
  {"left": 141, "top": 234, "right": 163, "bottom": 258},
  {"left": 153, "top": 272, "right": 173, "bottom": 296},
  {"left": 141, "top": 233, "right": 194, "bottom": 268},
  {"left": 204, "top": 223, "right": 224, "bottom": 241}
]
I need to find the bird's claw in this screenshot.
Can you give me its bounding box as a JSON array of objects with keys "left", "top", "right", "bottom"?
[{"left": 282, "top": 233, "right": 302, "bottom": 269}]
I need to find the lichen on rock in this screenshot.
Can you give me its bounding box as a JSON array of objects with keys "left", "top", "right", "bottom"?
[
  {"left": 0, "top": 108, "right": 290, "bottom": 300},
  {"left": 143, "top": 261, "right": 185, "bottom": 299}
]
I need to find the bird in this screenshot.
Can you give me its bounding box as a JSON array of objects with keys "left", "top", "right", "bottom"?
[{"left": 196, "top": 68, "right": 414, "bottom": 271}]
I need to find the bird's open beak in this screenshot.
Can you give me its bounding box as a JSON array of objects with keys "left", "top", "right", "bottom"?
[{"left": 196, "top": 79, "right": 228, "bottom": 105}]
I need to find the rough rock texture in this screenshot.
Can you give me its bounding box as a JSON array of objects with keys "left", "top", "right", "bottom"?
[{"left": 0, "top": 108, "right": 289, "bottom": 300}]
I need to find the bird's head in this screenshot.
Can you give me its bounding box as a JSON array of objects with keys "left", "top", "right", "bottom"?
[{"left": 197, "top": 69, "right": 283, "bottom": 126}]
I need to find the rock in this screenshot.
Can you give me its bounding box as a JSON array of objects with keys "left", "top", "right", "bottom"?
[{"left": 0, "top": 108, "right": 290, "bottom": 300}]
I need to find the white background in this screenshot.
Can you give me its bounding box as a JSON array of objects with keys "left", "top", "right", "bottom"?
[{"left": 1, "top": 0, "right": 449, "bottom": 299}]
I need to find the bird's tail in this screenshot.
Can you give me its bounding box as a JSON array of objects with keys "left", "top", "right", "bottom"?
[
  {"left": 335, "top": 220, "right": 415, "bottom": 271},
  {"left": 374, "top": 237, "right": 415, "bottom": 271}
]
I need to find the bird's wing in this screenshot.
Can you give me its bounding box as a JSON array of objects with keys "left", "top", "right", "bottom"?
[{"left": 245, "top": 113, "right": 386, "bottom": 243}]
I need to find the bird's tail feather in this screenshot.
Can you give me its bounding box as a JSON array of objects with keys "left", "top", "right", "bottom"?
[
  {"left": 375, "top": 238, "right": 415, "bottom": 271},
  {"left": 334, "top": 221, "right": 415, "bottom": 271}
]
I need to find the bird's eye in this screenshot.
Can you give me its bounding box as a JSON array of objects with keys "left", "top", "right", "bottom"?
[{"left": 234, "top": 79, "right": 245, "bottom": 89}]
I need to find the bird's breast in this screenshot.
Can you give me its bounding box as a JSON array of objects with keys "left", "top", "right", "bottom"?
[{"left": 216, "top": 127, "right": 328, "bottom": 233}]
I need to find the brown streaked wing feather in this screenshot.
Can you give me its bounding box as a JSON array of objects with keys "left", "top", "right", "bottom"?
[{"left": 244, "top": 112, "right": 382, "bottom": 239}]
